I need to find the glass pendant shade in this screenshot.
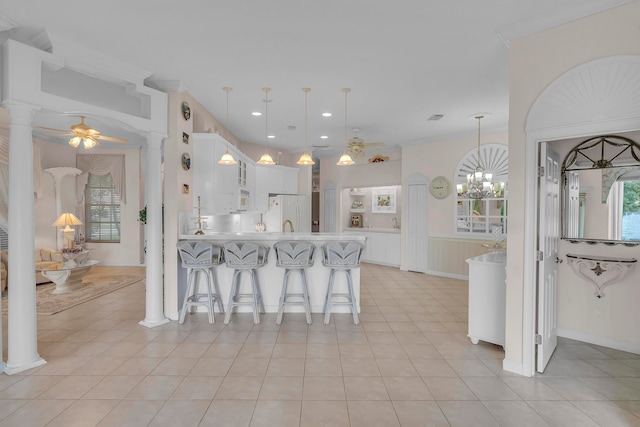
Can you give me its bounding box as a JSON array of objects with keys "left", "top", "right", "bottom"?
[
  {"left": 258, "top": 152, "right": 275, "bottom": 165},
  {"left": 218, "top": 86, "right": 237, "bottom": 165},
  {"left": 69, "top": 137, "right": 82, "bottom": 148},
  {"left": 218, "top": 150, "right": 236, "bottom": 165},
  {"left": 337, "top": 153, "right": 355, "bottom": 166},
  {"left": 297, "top": 152, "right": 314, "bottom": 165},
  {"left": 82, "top": 138, "right": 98, "bottom": 149}
]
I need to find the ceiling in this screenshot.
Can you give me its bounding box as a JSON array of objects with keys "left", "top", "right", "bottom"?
[{"left": 0, "top": 0, "right": 631, "bottom": 156}]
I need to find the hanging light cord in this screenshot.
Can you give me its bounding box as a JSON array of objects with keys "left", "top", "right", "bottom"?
[
  {"left": 344, "top": 88, "right": 350, "bottom": 148},
  {"left": 264, "top": 87, "right": 270, "bottom": 152},
  {"left": 304, "top": 89, "right": 308, "bottom": 150},
  {"left": 476, "top": 115, "right": 483, "bottom": 169}
]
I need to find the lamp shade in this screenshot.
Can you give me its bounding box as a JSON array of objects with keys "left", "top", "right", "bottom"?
[
  {"left": 296, "top": 152, "right": 315, "bottom": 165},
  {"left": 52, "top": 213, "right": 83, "bottom": 227},
  {"left": 337, "top": 153, "right": 355, "bottom": 166}
]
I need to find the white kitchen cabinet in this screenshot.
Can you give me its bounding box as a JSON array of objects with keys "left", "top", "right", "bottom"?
[
  {"left": 255, "top": 164, "right": 299, "bottom": 212},
  {"left": 465, "top": 251, "right": 506, "bottom": 347},
  {"left": 346, "top": 230, "right": 401, "bottom": 267}
]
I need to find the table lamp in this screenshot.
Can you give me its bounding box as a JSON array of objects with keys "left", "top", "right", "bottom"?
[{"left": 52, "top": 213, "right": 83, "bottom": 249}]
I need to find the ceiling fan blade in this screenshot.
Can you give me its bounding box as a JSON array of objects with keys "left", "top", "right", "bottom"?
[
  {"left": 36, "top": 125, "right": 71, "bottom": 133},
  {"left": 96, "top": 135, "right": 128, "bottom": 143},
  {"left": 364, "top": 142, "right": 385, "bottom": 147}
]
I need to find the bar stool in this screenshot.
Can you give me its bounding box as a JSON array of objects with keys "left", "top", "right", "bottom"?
[
  {"left": 223, "top": 241, "right": 270, "bottom": 324},
  {"left": 176, "top": 241, "right": 225, "bottom": 324},
  {"left": 273, "top": 240, "right": 315, "bottom": 325},
  {"left": 321, "top": 241, "right": 364, "bottom": 325}
]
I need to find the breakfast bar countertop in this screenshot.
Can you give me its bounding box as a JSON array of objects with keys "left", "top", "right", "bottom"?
[{"left": 178, "top": 231, "right": 367, "bottom": 242}]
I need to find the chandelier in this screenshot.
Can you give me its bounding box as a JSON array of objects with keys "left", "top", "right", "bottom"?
[{"left": 462, "top": 115, "right": 494, "bottom": 199}]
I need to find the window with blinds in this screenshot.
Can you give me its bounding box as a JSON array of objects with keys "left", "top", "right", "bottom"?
[{"left": 85, "top": 174, "right": 121, "bottom": 242}]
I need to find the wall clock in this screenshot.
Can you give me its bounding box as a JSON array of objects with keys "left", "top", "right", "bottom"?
[{"left": 430, "top": 176, "right": 452, "bottom": 199}]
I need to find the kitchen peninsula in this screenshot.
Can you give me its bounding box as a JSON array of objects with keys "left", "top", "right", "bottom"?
[{"left": 177, "top": 231, "right": 367, "bottom": 315}]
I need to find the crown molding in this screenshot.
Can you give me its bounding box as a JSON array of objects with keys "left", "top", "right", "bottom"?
[
  {"left": 146, "top": 80, "right": 190, "bottom": 93},
  {"left": 496, "top": 0, "right": 634, "bottom": 46}
]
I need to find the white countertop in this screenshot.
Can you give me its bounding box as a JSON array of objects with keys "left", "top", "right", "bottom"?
[
  {"left": 179, "top": 232, "right": 366, "bottom": 242},
  {"left": 466, "top": 250, "right": 507, "bottom": 265},
  {"left": 342, "top": 227, "right": 401, "bottom": 234}
]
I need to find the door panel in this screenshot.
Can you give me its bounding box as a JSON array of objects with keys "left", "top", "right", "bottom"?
[
  {"left": 407, "top": 183, "right": 427, "bottom": 272},
  {"left": 537, "top": 142, "right": 560, "bottom": 373}
]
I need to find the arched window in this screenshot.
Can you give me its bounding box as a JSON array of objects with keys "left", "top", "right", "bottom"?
[{"left": 454, "top": 144, "right": 508, "bottom": 237}]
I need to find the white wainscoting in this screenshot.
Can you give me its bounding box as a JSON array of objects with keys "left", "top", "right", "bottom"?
[{"left": 427, "top": 235, "right": 495, "bottom": 279}]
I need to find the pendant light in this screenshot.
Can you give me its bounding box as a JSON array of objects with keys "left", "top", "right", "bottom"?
[
  {"left": 337, "top": 88, "right": 355, "bottom": 166},
  {"left": 257, "top": 87, "right": 276, "bottom": 165},
  {"left": 461, "top": 115, "right": 494, "bottom": 199},
  {"left": 218, "top": 86, "right": 237, "bottom": 165},
  {"left": 297, "top": 87, "right": 315, "bottom": 165}
]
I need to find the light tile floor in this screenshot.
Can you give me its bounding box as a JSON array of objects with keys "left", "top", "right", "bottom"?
[{"left": 1, "top": 263, "right": 639, "bottom": 426}]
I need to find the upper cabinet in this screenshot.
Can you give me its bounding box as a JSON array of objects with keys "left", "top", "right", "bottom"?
[
  {"left": 192, "top": 133, "right": 254, "bottom": 214},
  {"left": 193, "top": 134, "right": 298, "bottom": 214}
]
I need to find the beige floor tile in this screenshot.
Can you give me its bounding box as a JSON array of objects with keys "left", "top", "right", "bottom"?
[
  {"left": 134, "top": 342, "right": 179, "bottom": 358},
  {"left": 259, "top": 376, "right": 303, "bottom": 400},
  {"left": 412, "top": 358, "right": 458, "bottom": 377},
  {"left": 344, "top": 376, "right": 389, "bottom": 400},
  {"left": 447, "top": 359, "right": 497, "bottom": 377},
  {"left": 148, "top": 399, "right": 211, "bottom": 426},
  {"left": 383, "top": 376, "right": 433, "bottom": 400},
  {"left": 273, "top": 343, "right": 307, "bottom": 358},
  {"left": 578, "top": 376, "right": 640, "bottom": 400},
  {"left": 462, "top": 377, "right": 520, "bottom": 400},
  {"left": 539, "top": 377, "right": 607, "bottom": 400},
  {"left": 527, "top": 400, "right": 600, "bottom": 427},
  {"left": 32, "top": 356, "right": 92, "bottom": 376},
  {"left": 301, "top": 400, "right": 350, "bottom": 427},
  {"left": 402, "top": 343, "right": 440, "bottom": 358},
  {"left": 237, "top": 342, "right": 275, "bottom": 359},
  {"left": 0, "top": 399, "right": 74, "bottom": 426},
  {"left": 46, "top": 399, "right": 119, "bottom": 427},
  {"left": 501, "top": 377, "right": 565, "bottom": 400},
  {"left": 39, "top": 375, "right": 104, "bottom": 400},
  {"left": 571, "top": 400, "right": 640, "bottom": 426},
  {"left": 347, "top": 400, "right": 400, "bottom": 427},
  {"left": 110, "top": 357, "right": 163, "bottom": 376},
  {"left": 189, "top": 357, "right": 234, "bottom": 376},
  {"left": 170, "top": 375, "right": 223, "bottom": 400},
  {"left": 437, "top": 401, "right": 500, "bottom": 427},
  {"left": 341, "top": 358, "right": 381, "bottom": 376},
  {"left": 483, "top": 400, "right": 551, "bottom": 426},
  {"left": 203, "top": 342, "right": 243, "bottom": 358},
  {"left": 227, "top": 358, "right": 270, "bottom": 377},
  {"left": 215, "top": 376, "right": 263, "bottom": 400},
  {"left": 126, "top": 375, "right": 183, "bottom": 399},
  {"left": 201, "top": 400, "right": 256, "bottom": 426},
  {"left": 339, "top": 344, "right": 374, "bottom": 359},
  {"left": 305, "top": 358, "right": 343, "bottom": 376},
  {"left": 376, "top": 358, "right": 418, "bottom": 377},
  {"left": 81, "top": 375, "right": 144, "bottom": 399},
  {"left": 306, "top": 343, "right": 340, "bottom": 358},
  {"left": 370, "top": 344, "right": 408, "bottom": 358},
  {"left": 303, "top": 376, "right": 346, "bottom": 400},
  {"left": 149, "top": 356, "right": 198, "bottom": 376},
  {"left": 250, "top": 400, "right": 301, "bottom": 427},
  {"left": 392, "top": 401, "right": 450, "bottom": 426},
  {"left": 266, "top": 358, "right": 306, "bottom": 376},
  {"left": 0, "top": 376, "right": 63, "bottom": 400},
  {"left": 424, "top": 377, "right": 478, "bottom": 400}
]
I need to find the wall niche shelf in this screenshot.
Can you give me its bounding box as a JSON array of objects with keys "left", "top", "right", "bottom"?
[
  {"left": 349, "top": 191, "right": 366, "bottom": 196},
  {"left": 566, "top": 253, "right": 637, "bottom": 298},
  {"left": 350, "top": 208, "right": 365, "bottom": 213}
]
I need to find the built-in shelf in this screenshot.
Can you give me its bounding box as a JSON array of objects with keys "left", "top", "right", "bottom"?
[
  {"left": 350, "top": 192, "right": 366, "bottom": 196},
  {"left": 350, "top": 208, "right": 365, "bottom": 213},
  {"left": 566, "top": 253, "right": 637, "bottom": 298}
]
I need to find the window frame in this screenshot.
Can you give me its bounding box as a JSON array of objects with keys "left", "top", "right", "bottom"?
[{"left": 85, "top": 173, "right": 121, "bottom": 243}]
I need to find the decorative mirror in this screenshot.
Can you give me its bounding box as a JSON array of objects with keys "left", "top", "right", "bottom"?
[{"left": 559, "top": 133, "right": 640, "bottom": 244}]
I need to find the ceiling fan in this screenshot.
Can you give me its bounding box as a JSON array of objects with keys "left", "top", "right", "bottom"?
[
  {"left": 346, "top": 136, "right": 385, "bottom": 157},
  {"left": 37, "top": 116, "right": 127, "bottom": 149}
]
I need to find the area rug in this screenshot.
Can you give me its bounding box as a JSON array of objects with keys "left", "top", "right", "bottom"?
[{"left": 2, "top": 266, "right": 145, "bottom": 315}]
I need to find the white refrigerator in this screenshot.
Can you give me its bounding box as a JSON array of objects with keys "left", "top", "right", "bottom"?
[{"left": 264, "top": 195, "right": 311, "bottom": 233}]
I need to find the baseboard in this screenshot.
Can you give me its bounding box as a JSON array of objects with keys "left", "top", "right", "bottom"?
[
  {"left": 502, "top": 358, "right": 526, "bottom": 376},
  {"left": 558, "top": 328, "right": 640, "bottom": 355},
  {"left": 425, "top": 270, "right": 468, "bottom": 281}
]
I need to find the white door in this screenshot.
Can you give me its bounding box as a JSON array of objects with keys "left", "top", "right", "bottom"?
[
  {"left": 537, "top": 142, "right": 560, "bottom": 373},
  {"left": 406, "top": 180, "right": 428, "bottom": 272}
]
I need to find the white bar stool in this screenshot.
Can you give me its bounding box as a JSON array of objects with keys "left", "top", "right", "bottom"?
[
  {"left": 273, "top": 240, "right": 315, "bottom": 325},
  {"left": 176, "top": 241, "right": 225, "bottom": 324},
  {"left": 321, "top": 241, "right": 364, "bottom": 325},
  {"left": 223, "top": 241, "right": 270, "bottom": 324}
]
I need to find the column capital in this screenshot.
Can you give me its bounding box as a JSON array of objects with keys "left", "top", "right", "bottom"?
[
  {"left": 144, "top": 132, "right": 166, "bottom": 149},
  {"left": 3, "top": 100, "right": 40, "bottom": 125}
]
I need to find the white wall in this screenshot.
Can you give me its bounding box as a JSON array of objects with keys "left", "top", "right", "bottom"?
[{"left": 506, "top": 0, "right": 640, "bottom": 370}]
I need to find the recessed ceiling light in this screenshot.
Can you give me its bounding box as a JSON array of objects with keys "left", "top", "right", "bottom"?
[
  {"left": 268, "top": 135, "right": 275, "bottom": 139},
  {"left": 428, "top": 114, "right": 444, "bottom": 121},
  {"left": 320, "top": 135, "right": 328, "bottom": 139},
  {"left": 322, "top": 112, "right": 332, "bottom": 117},
  {"left": 252, "top": 112, "right": 262, "bottom": 116}
]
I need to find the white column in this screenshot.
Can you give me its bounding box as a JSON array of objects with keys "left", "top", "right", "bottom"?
[
  {"left": 5, "top": 102, "right": 46, "bottom": 374},
  {"left": 139, "top": 132, "right": 169, "bottom": 328},
  {"left": 44, "top": 167, "right": 82, "bottom": 250}
]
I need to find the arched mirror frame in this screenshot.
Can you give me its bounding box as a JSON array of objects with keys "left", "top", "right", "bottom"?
[{"left": 561, "top": 134, "right": 640, "bottom": 245}]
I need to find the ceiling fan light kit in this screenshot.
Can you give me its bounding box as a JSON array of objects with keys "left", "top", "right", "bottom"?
[
  {"left": 218, "top": 86, "right": 237, "bottom": 165},
  {"left": 257, "top": 87, "right": 276, "bottom": 165},
  {"left": 297, "top": 87, "right": 315, "bottom": 166},
  {"left": 37, "top": 115, "right": 127, "bottom": 150}
]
